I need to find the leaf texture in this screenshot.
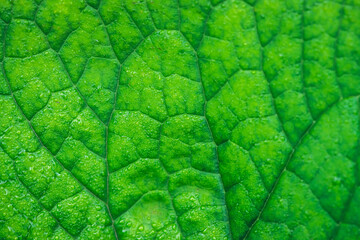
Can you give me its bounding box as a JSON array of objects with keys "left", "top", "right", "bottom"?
[{"left": 0, "top": 0, "right": 359, "bottom": 239}]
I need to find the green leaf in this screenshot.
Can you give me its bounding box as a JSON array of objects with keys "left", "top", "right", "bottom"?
[{"left": 0, "top": 0, "right": 359, "bottom": 239}]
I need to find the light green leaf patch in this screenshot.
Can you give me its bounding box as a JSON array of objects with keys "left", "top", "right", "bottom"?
[{"left": 0, "top": 0, "right": 359, "bottom": 239}]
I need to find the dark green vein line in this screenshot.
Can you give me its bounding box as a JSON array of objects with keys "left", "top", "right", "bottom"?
[
  {"left": 157, "top": 122, "right": 184, "bottom": 238},
  {"left": 241, "top": 3, "right": 292, "bottom": 239},
  {"left": 242, "top": 120, "right": 316, "bottom": 239},
  {"left": 333, "top": 2, "right": 344, "bottom": 99},
  {"left": 243, "top": 1, "right": 313, "bottom": 238},
  {"left": 92, "top": 5, "right": 122, "bottom": 239},
  {"left": 244, "top": 1, "right": 355, "bottom": 238},
  {"left": 181, "top": 1, "right": 234, "bottom": 238},
  {"left": 299, "top": 0, "right": 314, "bottom": 121},
  {"left": 32, "top": 3, "right": 107, "bottom": 127},
  {"left": 1, "top": 26, "right": 75, "bottom": 238},
  {"left": 179, "top": 27, "right": 233, "bottom": 240},
  {"left": 3, "top": 16, "right": 116, "bottom": 240},
  {"left": 1, "top": 31, "right": 77, "bottom": 239},
  {"left": 243, "top": 92, "right": 360, "bottom": 239},
  {"left": 145, "top": 0, "right": 157, "bottom": 30},
  {"left": 2, "top": 64, "right": 108, "bottom": 235},
  {"left": 332, "top": 97, "right": 360, "bottom": 239},
  {"left": 2, "top": 149, "right": 76, "bottom": 238}
]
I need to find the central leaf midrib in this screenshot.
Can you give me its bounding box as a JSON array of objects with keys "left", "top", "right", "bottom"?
[{"left": 94, "top": 3, "right": 121, "bottom": 239}]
